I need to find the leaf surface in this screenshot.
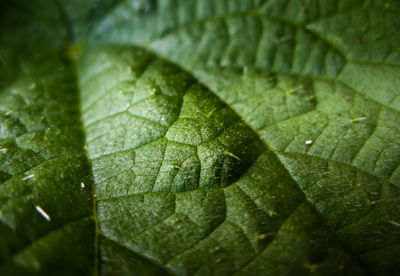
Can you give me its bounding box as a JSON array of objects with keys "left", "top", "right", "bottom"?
[{"left": 1, "top": 0, "right": 400, "bottom": 275}]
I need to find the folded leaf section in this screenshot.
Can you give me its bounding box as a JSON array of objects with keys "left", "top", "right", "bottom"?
[
  {"left": 192, "top": 67, "right": 400, "bottom": 273},
  {"left": 79, "top": 46, "right": 363, "bottom": 275},
  {"left": 79, "top": 46, "right": 265, "bottom": 196}
]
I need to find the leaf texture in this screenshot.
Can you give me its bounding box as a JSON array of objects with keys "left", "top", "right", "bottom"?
[{"left": 1, "top": 0, "right": 400, "bottom": 275}]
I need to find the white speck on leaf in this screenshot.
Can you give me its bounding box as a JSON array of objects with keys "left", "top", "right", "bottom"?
[
  {"left": 352, "top": 117, "right": 367, "bottom": 123},
  {"left": 35, "top": 206, "right": 51, "bottom": 221},
  {"left": 225, "top": 151, "right": 241, "bottom": 161},
  {"left": 286, "top": 85, "right": 304, "bottom": 94},
  {"left": 81, "top": 182, "right": 85, "bottom": 189},
  {"left": 389, "top": 221, "right": 400, "bottom": 227},
  {"left": 22, "top": 174, "right": 35, "bottom": 181},
  {"left": 305, "top": 140, "right": 313, "bottom": 145}
]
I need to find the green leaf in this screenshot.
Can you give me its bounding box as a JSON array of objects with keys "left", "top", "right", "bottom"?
[{"left": 1, "top": 0, "right": 400, "bottom": 275}]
